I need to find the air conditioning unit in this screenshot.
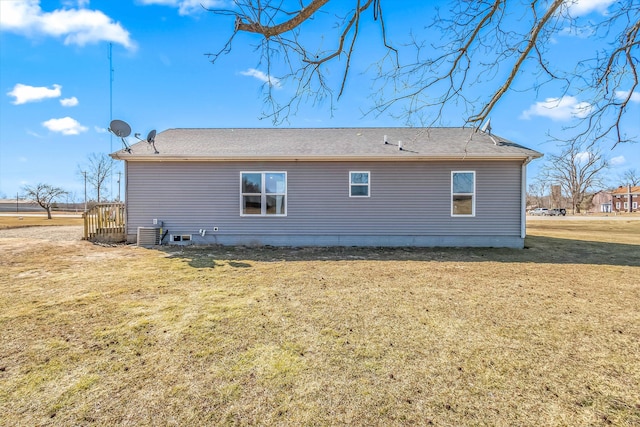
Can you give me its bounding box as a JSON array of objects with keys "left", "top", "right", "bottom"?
[{"left": 137, "top": 227, "right": 161, "bottom": 247}]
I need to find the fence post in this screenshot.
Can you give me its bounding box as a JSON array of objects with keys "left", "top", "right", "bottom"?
[{"left": 83, "top": 212, "right": 88, "bottom": 240}]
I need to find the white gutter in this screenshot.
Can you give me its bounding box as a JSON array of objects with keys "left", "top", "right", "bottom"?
[{"left": 110, "top": 154, "right": 538, "bottom": 162}]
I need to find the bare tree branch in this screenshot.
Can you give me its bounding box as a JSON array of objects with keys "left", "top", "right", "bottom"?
[
  {"left": 235, "top": 0, "right": 330, "bottom": 37},
  {"left": 205, "top": 0, "right": 398, "bottom": 124},
  {"left": 620, "top": 168, "right": 640, "bottom": 186},
  {"left": 205, "top": 0, "right": 639, "bottom": 148}
]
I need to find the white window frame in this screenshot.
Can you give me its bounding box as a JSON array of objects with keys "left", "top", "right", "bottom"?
[
  {"left": 616, "top": 202, "right": 621, "bottom": 209},
  {"left": 624, "top": 202, "right": 629, "bottom": 209},
  {"left": 633, "top": 201, "right": 638, "bottom": 209},
  {"left": 349, "top": 171, "right": 370, "bottom": 198},
  {"left": 240, "top": 171, "right": 287, "bottom": 217},
  {"left": 451, "top": 171, "right": 476, "bottom": 217}
]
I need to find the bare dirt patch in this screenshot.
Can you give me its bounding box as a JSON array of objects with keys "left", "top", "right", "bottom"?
[{"left": 0, "top": 225, "right": 82, "bottom": 240}]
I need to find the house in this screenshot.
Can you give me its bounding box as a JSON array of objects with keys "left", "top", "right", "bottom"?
[
  {"left": 110, "top": 128, "right": 543, "bottom": 248},
  {"left": 588, "top": 190, "right": 613, "bottom": 213},
  {"left": 611, "top": 185, "right": 640, "bottom": 213}
]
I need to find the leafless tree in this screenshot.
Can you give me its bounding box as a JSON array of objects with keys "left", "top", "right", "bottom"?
[
  {"left": 527, "top": 180, "right": 549, "bottom": 208},
  {"left": 21, "top": 183, "right": 67, "bottom": 219},
  {"left": 538, "top": 140, "right": 609, "bottom": 213},
  {"left": 206, "top": 0, "right": 638, "bottom": 147},
  {"left": 79, "top": 153, "right": 115, "bottom": 203},
  {"left": 619, "top": 168, "right": 640, "bottom": 186}
]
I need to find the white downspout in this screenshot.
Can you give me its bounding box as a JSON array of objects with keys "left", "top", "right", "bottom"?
[{"left": 521, "top": 157, "right": 532, "bottom": 239}]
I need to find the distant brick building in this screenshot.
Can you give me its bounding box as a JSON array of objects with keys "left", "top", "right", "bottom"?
[{"left": 611, "top": 185, "right": 639, "bottom": 213}]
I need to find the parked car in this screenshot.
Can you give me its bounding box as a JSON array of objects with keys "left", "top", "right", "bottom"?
[
  {"left": 548, "top": 208, "right": 567, "bottom": 216},
  {"left": 529, "top": 208, "right": 549, "bottom": 216}
]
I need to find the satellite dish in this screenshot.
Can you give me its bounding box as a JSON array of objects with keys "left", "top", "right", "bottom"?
[
  {"left": 108, "top": 120, "right": 158, "bottom": 154},
  {"left": 146, "top": 130, "right": 159, "bottom": 154},
  {"left": 480, "top": 118, "right": 492, "bottom": 134},
  {"left": 146, "top": 129, "right": 156, "bottom": 143},
  {"left": 109, "top": 119, "right": 131, "bottom": 138}
]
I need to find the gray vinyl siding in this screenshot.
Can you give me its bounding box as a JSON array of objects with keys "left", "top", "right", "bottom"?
[{"left": 125, "top": 160, "right": 524, "bottom": 247}]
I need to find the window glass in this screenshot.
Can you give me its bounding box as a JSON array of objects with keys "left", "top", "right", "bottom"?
[
  {"left": 242, "top": 195, "right": 262, "bottom": 215},
  {"left": 242, "top": 173, "right": 262, "bottom": 193},
  {"left": 266, "top": 195, "right": 286, "bottom": 215},
  {"left": 453, "top": 195, "right": 473, "bottom": 215},
  {"left": 241, "top": 172, "right": 286, "bottom": 216},
  {"left": 351, "top": 172, "right": 369, "bottom": 185},
  {"left": 452, "top": 171, "right": 475, "bottom": 216},
  {"left": 350, "top": 171, "right": 370, "bottom": 198},
  {"left": 265, "top": 173, "right": 286, "bottom": 193},
  {"left": 453, "top": 172, "right": 474, "bottom": 194},
  {"left": 351, "top": 185, "right": 369, "bottom": 197}
]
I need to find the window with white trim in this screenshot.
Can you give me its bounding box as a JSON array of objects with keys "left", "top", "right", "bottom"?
[
  {"left": 349, "top": 171, "right": 370, "bottom": 197},
  {"left": 451, "top": 171, "right": 475, "bottom": 216},
  {"left": 633, "top": 202, "right": 638, "bottom": 209},
  {"left": 240, "top": 172, "right": 287, "bottom": 216},
  {"left": 616, "top": 202, "right": 621, "bottom": 209},
  {"left": 624, "top": 202, "right": 629, "bottom": 209}
]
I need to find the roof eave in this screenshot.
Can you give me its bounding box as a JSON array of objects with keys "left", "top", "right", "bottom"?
[{"left": 110, "top": 154, "right": 541, "bottom": 162}]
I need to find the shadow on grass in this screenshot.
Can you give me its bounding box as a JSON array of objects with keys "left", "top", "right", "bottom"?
[{"left": 160, "top": 235, "right": 639, "bottom": 268}]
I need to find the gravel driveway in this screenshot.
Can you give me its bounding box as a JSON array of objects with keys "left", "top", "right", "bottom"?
[{"left": 0, "top": 225, "right": 83, "bottom": 241}]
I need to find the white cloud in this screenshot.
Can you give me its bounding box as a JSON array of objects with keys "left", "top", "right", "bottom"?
[
  {"left": 62, "top": 0, "right": 90, "bottom": 7},
  {"left": 565, "top": 0, "right": 615, "bottom": 16},
  {"left": 7, "top": 83, "right": 61, "bottom": 105},
  {"left": 575, "top": 151, "right": 591, "bottom": 164},
  {"left": 559, "top": 24, "right": 596, "bottom": 38},
  {"left": 94, "top": 126, "right": 108, "bottom": 133},
  {"left": 60, "top": 96, "right": 79, "bottom": 107},
  {"left": 520, "top": 96, "right": 593, "bottom": 121},
  {"left": 0, "top": 0, "right": 135, "bottom": 50},
  {"left": 615, "top": 90, "right": 640, "bottom": 103},
  {"left": 138, "top": 0, "right": 224, "bottom": 16},
  {"left": 240, "top": 68, "right": 282, "bottom": 88},
  {"left": 611, "top": 155, "right": 626, "bottom": 166},
  {"left": 42, "top": 117, "right": 88, "bottom": 135}
]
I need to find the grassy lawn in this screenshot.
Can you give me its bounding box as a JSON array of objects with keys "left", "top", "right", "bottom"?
[
  {"left": 0, "top": 215, "right": 83, "bottom": 229},
  {"left": 1, "top": 220, "right": 638, "bottom": 426}
]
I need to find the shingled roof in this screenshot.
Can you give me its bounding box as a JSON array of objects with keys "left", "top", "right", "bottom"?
[
  {"left": 611, "top": 185, "right": 640, "bottom": 195},
  {"left": 111, "top": 128, "right": 543, "bottom": 161}
]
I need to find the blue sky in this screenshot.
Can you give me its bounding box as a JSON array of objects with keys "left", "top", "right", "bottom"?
[{"left": 1, "top": 0, "right": 638, "bottom": 202}]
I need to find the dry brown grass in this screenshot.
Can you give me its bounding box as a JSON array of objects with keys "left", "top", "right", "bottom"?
[
  {"left": 1, "top": 220, "right": 639, "bottom": 426},
  {"left": 0, "top": 215, "right": 82, "bottom": 229}
]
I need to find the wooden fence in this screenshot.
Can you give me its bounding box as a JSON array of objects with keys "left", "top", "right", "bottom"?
[{"left": 83, "top": 203, "right": 126, "bottom": 242}]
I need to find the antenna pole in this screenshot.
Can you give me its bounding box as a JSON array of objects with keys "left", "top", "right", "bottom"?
[
  {"left": 109, "top": 43, "right": 115, "bottom": 201},
  {"left": 109, "top": 43, "right": 114, "bottom": 153}
]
